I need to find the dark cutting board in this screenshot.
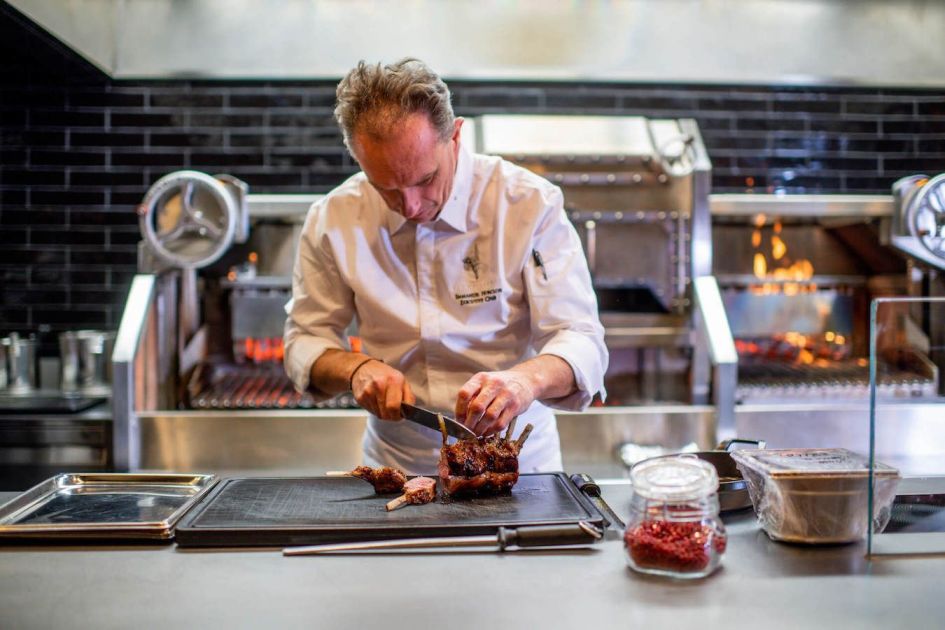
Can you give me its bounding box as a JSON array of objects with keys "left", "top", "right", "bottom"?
[{"left": 174, "top": 473, "right": 605, "bottom": 547}]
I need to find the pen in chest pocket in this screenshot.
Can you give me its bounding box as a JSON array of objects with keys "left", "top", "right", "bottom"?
[{"left": 532, "top": 248, "right": 548, "bottom": 281}]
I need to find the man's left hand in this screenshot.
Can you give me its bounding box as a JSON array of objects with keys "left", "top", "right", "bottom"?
[{"left": 455, "top": 370, "right": 536, "bottom": 436}]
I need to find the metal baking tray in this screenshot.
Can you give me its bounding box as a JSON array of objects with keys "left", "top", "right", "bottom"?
[{"left": 0, "top": 473, "right": 217, "bottom": 541}]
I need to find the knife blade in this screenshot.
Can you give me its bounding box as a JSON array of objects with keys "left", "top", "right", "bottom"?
[{"left": 400, "top": 402, "right": 477, "bottom": 440}]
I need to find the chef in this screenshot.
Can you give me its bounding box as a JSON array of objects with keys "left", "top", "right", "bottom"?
[{"left": 284, "top": 58, "right": 607, "bottom": 474}]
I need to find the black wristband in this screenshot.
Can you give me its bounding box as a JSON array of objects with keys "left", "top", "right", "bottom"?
[{"left": 348, "top": 357, "right": 377, "bottom": 391}]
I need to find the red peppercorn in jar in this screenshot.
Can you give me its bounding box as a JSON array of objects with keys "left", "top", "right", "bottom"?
[{"left": 625, "top": 455, "right": 727, "bottom": 578}]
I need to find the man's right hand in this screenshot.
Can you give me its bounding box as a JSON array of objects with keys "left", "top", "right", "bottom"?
[{"left": 350, "top": 359, "right": 415, "bottom": 420}]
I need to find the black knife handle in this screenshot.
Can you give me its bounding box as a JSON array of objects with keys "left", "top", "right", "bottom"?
[
  {"left": 569, "top": 472, "right": 601, "bottom": 496},
  {"left": 570, "top": 473, "right": 626, "bottom": 531},
  {"left": 498, "top": 523, "right": 602, "bottom": 549}
]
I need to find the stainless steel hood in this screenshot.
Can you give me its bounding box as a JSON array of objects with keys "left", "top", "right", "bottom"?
[{"left": 7, "top": 0, "right": 945, "bottom": 87}]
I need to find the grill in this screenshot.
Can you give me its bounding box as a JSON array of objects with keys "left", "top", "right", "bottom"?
[
  {"left": 711, "top": 195, "right": 939, "bottom": 402},
  {"left": 186, "top": 363, "right": 355, "bottom": 410},
  {"left": 168, "top": 115, "right": 727, "bottom": 413},
  {"left": 475, "top": 115, "right": 722, "bottom": 408}
]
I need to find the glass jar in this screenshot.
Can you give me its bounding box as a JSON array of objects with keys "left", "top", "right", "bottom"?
[{"left": 624, "top": 455, "right": 726, "bottom": 578}]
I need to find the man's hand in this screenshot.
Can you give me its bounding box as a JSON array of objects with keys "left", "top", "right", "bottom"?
[
  {"left": 454, "top": 370, "right": 536, "bottom": 437},
  {"left": 351, "top": 359, "right": 415, "bottom": 420},
  {"left": 454, "top": 355, "right": 577, "bottom": 436}
]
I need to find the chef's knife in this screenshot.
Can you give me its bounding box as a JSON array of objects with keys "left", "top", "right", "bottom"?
[{"left": 400, "top": 402, "right": 477, "bottom": 440}]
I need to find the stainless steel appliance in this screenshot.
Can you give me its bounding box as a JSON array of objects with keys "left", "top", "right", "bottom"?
[
  {"left": 717, "top": 190, "right": 945, "bottom": 458},
  {"left": 110, "top": 115, "right": 945, "bottom": 477},
  {"left": 473, "top": 115, "right": 729, "bottom": 410},
  {"left": 113, "top": 116, "right": 731, "bottom": 475},
  {"left": 710, "top": 193, "right": 933, "bottom": 402},
  {"left": 888, "top": 173, "right": 945, "bottom": 396},
  {"left": 0, "top": 330, "right": 111, "bottom": 490}
]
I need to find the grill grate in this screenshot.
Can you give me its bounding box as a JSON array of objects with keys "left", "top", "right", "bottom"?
[
  {"left": 736, "top": 358, "right": 936, "bottom": 400},
  {"left": 185, "top": 363, "right": 357, "bottom": 410}
]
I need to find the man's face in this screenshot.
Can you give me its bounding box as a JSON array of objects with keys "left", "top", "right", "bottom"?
[{"left": 350, "top": 113, "right": 463, "bottom": 223}]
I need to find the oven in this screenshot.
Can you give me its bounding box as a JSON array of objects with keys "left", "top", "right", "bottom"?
[
  {"left": 710, "top": 194, "right": 935, "bottom": 402},
  {"left": 718, "top": 190, "right": 945, "bottom": 456}
]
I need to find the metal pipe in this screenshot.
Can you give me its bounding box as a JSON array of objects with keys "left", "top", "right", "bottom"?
[
  {"left": 111, "top": 275, "right": 157, "bottom": 471},
  {"left": 693, "top": 276, "right": 738, "bottom": 434}
]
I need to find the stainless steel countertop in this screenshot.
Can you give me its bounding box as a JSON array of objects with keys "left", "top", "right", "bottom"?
[{"left": 0, "top": 482, "right": 943, "bottom": 629}]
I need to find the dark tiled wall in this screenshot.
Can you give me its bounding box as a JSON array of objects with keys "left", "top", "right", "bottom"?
[{"left": 2, "top": 7, "right": 945, "bottom": 348}]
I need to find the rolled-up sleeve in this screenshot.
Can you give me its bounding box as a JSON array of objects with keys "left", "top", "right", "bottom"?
[
  {"left": 524, "top": 187, "right": 608, "bottom": 410},
  {"left": 283, "top": 200, "right": 354, "bottom": 394}
]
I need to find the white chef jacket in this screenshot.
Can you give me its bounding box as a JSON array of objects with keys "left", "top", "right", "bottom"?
[{"left": 284, "top": 141, "right": 607, "bottom": 474}]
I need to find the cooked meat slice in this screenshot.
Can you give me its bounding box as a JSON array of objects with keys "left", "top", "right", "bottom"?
[
  {"left": 403, "top": 476, "right": 437, "bottom": 505},
  {"left": 350, "top": 465, "right": 407, "bottom": 494}
]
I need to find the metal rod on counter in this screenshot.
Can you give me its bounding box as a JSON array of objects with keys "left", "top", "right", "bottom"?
[{"left": 283, "top": 522, "right": 603, "bottom": 556}]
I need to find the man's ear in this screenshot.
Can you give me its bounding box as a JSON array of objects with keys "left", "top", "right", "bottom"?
[{"left": 452, "top": 117, "right": 465, "bottom": 142}]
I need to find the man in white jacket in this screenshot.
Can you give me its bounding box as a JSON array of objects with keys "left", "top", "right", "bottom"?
[{"left": 284, "top": 58, "right": 607, "bottom": 474}]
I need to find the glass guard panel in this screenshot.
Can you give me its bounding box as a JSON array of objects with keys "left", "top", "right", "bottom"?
[{"left": 869, "top": 297, "right": 945, "bottom": 556}]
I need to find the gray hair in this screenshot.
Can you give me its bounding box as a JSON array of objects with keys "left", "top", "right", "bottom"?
[{"left": 334, "top": 58, "right": 455, "bottom": 147}]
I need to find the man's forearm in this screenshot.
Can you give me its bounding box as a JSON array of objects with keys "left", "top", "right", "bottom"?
[
  {"left": 310, "top": 348, "right": 375, "bottom": 395},
  {"left": 509, "top": 354, "right": 576, "bottom": 402}
]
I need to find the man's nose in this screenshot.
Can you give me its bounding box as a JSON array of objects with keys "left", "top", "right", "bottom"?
[{"left": 402, "top": 188, "right": 423, "bottom": 218}]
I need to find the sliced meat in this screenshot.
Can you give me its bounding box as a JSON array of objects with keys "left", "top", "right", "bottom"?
[
  {"left": 403, "top": 476, "right": 437, "bottom": 505},
  {"left": 350, "top": 465, "right": 407, "bottom": 494}
]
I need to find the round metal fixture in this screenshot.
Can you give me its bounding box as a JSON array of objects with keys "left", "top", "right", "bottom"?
[
  {"left": 906, "top": 173, "right": 945, "bottom": 262},
  {"left": 138, "top": 170, "right": 241, "bottom": 269}
]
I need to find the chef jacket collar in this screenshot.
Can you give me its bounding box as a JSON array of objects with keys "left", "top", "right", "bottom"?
[{"left": 386, "top": 140, "right": 472, "bottom": 235}]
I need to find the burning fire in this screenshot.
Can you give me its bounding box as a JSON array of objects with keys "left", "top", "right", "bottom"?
[
  {"left": 735, "top": 330, "right": 852, "bottom": 365},
  {"left": 750, "top": 215, "right": 816, "bottom": 295}
]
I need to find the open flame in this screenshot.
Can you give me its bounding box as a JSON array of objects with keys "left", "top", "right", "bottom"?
[
  {"left": 750, "top": 215, "right": 816, "bottom": 295},
  {"left": 735, "top": 330, "right": 852, "bottom": 365}
]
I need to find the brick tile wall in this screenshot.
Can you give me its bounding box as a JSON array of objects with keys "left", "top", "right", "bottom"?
[{"left": 2, "top": 7, "right": 945, "bottom": 348}]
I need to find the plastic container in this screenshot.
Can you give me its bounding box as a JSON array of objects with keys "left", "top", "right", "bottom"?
[
  {"left": 624, "top": 455, "right": 727, "bottom": 578},
  {"left": 731, "top": 448, "right": 901, "bottom": 544}
]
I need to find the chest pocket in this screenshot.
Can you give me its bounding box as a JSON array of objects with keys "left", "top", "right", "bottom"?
[{"left": 528, "top": 248, "right": 572, "bottom": 297}]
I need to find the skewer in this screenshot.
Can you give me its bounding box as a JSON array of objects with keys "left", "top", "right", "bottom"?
[
  {"left": 515, "top": 423, "right": 534, "bottom": 449},
  {"left": 325, "top": 471, "right": 353, "bottom": 477},
  {"left": 437, "top": 413, "right": 448, "bottom": 446},
  {"left": 504, "top": 417, "right": 518, "bottom": 441}
]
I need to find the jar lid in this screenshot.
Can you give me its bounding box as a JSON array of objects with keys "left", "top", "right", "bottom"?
[{"left": 630, "top": 455, "right": 719, "bottom": 501}]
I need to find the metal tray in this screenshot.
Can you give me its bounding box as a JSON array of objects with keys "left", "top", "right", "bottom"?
[
  {"left": 0, "top": 473, "right": 217, "bottom": 541},
  {"left": 174, "top": 472, "right": 607, "bottom": 547}
]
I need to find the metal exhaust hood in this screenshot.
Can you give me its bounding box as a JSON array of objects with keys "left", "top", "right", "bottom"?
[{"left": 5, "top": 0, "right": 945, "bottom": 87}]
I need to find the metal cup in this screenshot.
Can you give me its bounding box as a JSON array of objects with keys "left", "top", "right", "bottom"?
[
  {"left": 3, "top": 333, "right": 39, "bottom": 393},
  {"left": 59, "top": 330, "right": 115, "bottom": 395}
]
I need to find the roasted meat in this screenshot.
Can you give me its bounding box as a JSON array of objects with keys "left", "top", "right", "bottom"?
[
  {"left": 350, "top": 465, "right": 408, "bottom": 494},
  {"left": 386, "top": 476, "right": 437, "bottom": 511},
  {"left": 403, "top": 476, "right": 437, "bottom": 505},
  {"left": 438, "top": 435, "right": 521, "bottom": 497}
]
